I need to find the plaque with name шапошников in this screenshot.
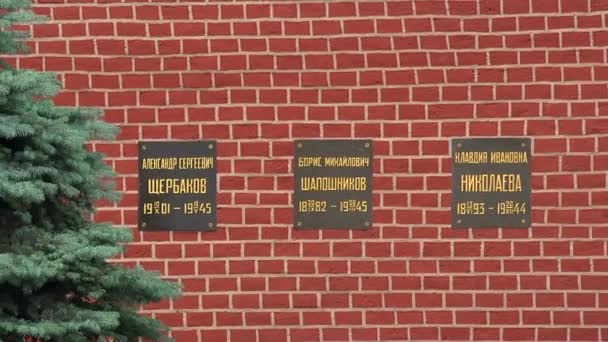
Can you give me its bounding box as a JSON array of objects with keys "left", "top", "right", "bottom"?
[
  {"left": 452, "top": 138, "right": 531, "bottom": 228},
  {"left": 138, "top": 141, "right": 217, "bottom": 231},
  {"left": 294, "top": 140, "right": 373, "bottom": 229}
]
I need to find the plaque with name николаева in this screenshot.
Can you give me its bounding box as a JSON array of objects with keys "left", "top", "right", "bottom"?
[
  {"left": 452, "top": 138, "right": 531, "bottom": 228},
  {"left": 294, "top": 140, "right": 373, "bottom": 229},
  {"left": 138, "top": 141, "right": 217, "bottom": 231}
]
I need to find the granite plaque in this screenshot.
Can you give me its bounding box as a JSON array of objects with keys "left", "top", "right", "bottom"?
[
  {"left": 452, "top": 138, "right": 531, "bottom": 228},
  {"left": 138, "top": 141, "right": 216, "bottom": 231},
  {"left": 294, "top": 140, "right": 373, "bottom": 229}
]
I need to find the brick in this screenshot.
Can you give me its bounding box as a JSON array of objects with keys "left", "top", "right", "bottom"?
[
  {"left": 561, "top": 0, "right": 588, "bottom": 12},
  {"left": 343, "top": 19, "right": 374, "bottom": 34},
  {"left": 570, "top": 329, "right": 598, "bottom": 341},
  {"left": 411, "top": 328, "right": 438, "bottom": 340},
  {"left": 232, "top": 23, "right": 255, "bottom": 36},
  {"left": 230, "top": 330, "right": 256, "bottom": 341},
  {"left": 200, "top": 330, "right": 227, "bottom": 341}
]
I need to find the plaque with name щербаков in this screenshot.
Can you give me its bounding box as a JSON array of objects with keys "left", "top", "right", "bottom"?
[
  {"left": 294, "top": 140, "right": 373, "bottom": 229},
  {"left": 138, "top": 141, "right": 217, "bottom": 231},
  {"left": 452, "top": 138, "right": 531, "bottom": 228}
]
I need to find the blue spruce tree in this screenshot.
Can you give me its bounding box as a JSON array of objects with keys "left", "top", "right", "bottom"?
[{"left": 0, "top": 1, "right": 181, "bottom": 341}]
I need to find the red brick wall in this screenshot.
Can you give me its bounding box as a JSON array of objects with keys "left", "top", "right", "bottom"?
[{"left": 20, "top": 1, "right": 608, "bottom": 341}]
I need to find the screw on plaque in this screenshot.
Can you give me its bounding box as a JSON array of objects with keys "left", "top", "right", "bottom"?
[
  {"left": 142, "top": 145, "right": 147, "bottom": 150},
  {"left": 457, "top": 143, "right": 462, "bottom": 148},
  {"left": 364, "top": 221, "right": 370, "bottom": 227},
  {"left": 457, "top": 219, "right": 462, "bottom": 224},
  {"left": 208, "top": 222, "right": 214, "bottom": 228},
  {"left": 364, "top": 142, "right": 370, "bottom": 148},
  {"left": 208, "top": 144, "right": 214, "bottom": 149},
  {"left": 297, "top": 221, "right": 303, "bottom": 227},
  {"left": 141, "top": 222, "right": 147, "bottom": 228},
  {"left": 521, "top": 219, "right": 526, "bottom": 223},
  {"left": 297, "top": 143, "right": 303, "bottom": 148},
  {"left": 521, "top": 142, "right": 526, "bottom": 147}
]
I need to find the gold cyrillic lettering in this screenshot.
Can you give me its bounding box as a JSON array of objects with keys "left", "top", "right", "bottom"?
[
  {"left": 300, "top": 177, "right": 367, "bottom": 191},
  {"left": 178, "top": 157, "right": 214, "bottom": 169},
  {"left": 147, "top": 178, "right": 208, "bottom": 194},
  {"left": 460, "top": 174, "right": 522, "bottom": 192},
  {"left": 298, "top": 157, "right": 323, "bottom": 167},
  {"left": 490, "top": 151, "right": 528, "bottom": 164},
  {"left": 454, "top": 152, "right": 487, "bottom": 164},
  {"left": 323, "top": 157, "right": 370, "bottom": 167},
  {"left": 141, "top": 158, "right": 178, "bottom": 170}
]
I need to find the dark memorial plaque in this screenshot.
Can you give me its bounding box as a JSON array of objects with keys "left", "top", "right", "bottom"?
[
  {"left": 138, "top": 141, "right": 216, "bottom": 231},
  {"left": 294, "top": 140, "right": 373, "bottom": 229},
  {"left": 452, "top": 138, "right": 531, "bottom": 228}
]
